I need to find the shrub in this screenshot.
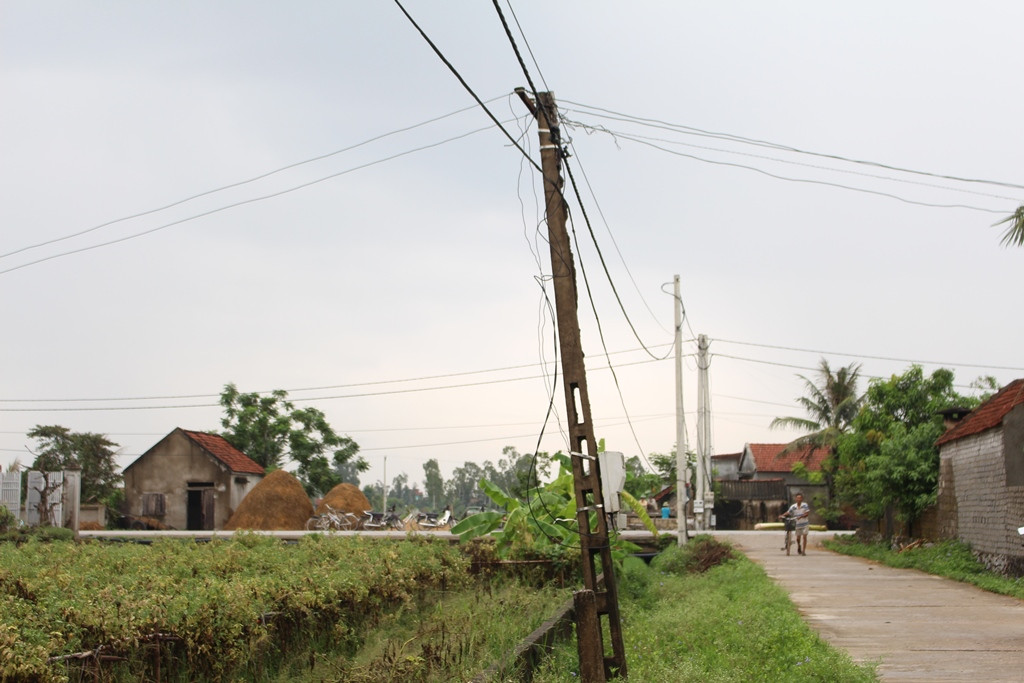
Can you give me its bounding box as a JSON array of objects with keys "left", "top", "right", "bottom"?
[
  {"left": 650, "top": 534, "right": 733, "bottom": 575},
  {"left": 0, "top": 506, "right": 16, "bottom": 532}
]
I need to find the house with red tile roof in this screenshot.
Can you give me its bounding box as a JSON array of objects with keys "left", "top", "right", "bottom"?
[
  {"left": 936, "top": 379, "right": 1024, "bottom": 574},
  {"left": 712, "top": 443, "right": 831, "bottom": 528},
  {"left": 122, "top": 428, "right": 265, "bottom": 530},
  {"left": 739, "top": 442, "right": 830, "bottom": 484}
]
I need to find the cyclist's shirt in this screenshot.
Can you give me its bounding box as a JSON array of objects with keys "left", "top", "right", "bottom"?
[{"left": 786, "top": 502, "right": 810, "bottom": 530}]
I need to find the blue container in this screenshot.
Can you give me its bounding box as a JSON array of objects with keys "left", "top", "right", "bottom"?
[{"left": 661, "top": 505, "right": 670, "bottom": 519}]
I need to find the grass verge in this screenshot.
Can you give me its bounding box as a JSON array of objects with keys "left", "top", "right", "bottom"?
[
  {"left": 271, "top": 580, "right": 571, "bottom": 682},
  {"left": 532, "top": 537, "right": 876, "bottom": 682},
  {"left": 824, "top": 536, "right": 1024, "bottom": 599}
]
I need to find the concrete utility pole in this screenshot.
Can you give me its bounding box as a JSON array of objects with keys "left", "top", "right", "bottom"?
[
  {"left": 673, "top": 275, "right": 689, "bottom": 545},
  {"left": 517, "top": 87, "right": 627, "bottom": 681},
  {"left": 696, "top": 334, "right": 713, "bottom": 530}
]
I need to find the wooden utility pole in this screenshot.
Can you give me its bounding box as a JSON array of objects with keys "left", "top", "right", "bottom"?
[{"left": 516, "top": 87, "right": 627, "bottom": 680}]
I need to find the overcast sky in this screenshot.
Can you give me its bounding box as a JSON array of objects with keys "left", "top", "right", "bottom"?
[{"left": 2, "top": 2, "right": 1021, "bottom": 493}]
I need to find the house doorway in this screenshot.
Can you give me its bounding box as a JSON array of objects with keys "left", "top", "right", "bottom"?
[{"left": 186, "top": 482, "right": 215, "bottom": 530}]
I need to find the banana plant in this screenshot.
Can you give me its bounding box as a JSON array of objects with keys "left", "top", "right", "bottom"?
[{"left": 451, "top": 452, "right": 656, "bottom": 562}]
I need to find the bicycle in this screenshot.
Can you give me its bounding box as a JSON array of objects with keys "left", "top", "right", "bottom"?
[
  {"left": 781, "top": 516, "right": 795, "bottom": 555},
  {"left": 305, "top": 504, "right": 359, "bottom": 531},
  {"left": 362, "top": 505, "right": 403, "bottom": 531}
]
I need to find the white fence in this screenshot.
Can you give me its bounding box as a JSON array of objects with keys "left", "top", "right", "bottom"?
[{"left": 1, "top": 471, "right": 20, "bottom": 517}]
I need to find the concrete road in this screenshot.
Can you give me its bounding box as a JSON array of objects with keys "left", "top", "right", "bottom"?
[{"left": 712, "top": 530, "right": 1024, "bottom": 681}]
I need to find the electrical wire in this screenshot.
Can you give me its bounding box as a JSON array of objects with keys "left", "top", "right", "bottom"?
[
  {"left": 712, "top": 353, "right": 980, "bottom": 391},
  {"left": 391, "top": 0, "right": 541, "bottom": 173},
  {"left": 0, "top": 357, "right": 671, "bottom": 412},
  {"left": 504, "top": 1, "right": 549, "bottom": 92},
  {"left": 0, "top": 98, "right": 505, "bottom": 262},
  {"left": 562, "top": 155, "right": 674, "bottom": 361},
  {"left": 566, "top": 137, "right": 672, "bottom": 335},
  {"left": 0, "top": 123, "right": 502, "bottom": 277},
  {"left": 714, "top": 338, "right": 1024, "bottom": 372},
  {"left": 567, "top": 199, "right": 655, "bottom": 474},
  {"left": 564, "top": 120, "right": 1022, "bottom": 204},
  {"left": 491, "top": 0, "right": 540, "bottom": 104},
  {"left": 560, "top": 99, "right": 1024, "bottom": 194},
  {"left": 0, "top": 346, "right": 676, "bottom": 404},
  {"left": 585, "top": 128, "right": 1008, "bottom": 214}
]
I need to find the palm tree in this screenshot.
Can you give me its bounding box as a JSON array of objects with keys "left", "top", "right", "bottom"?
[
  {"left": 771, "top": 359, "right": 864, "bottom": 521},
  {"left": 995, "top": 205, "right": 1024, "bottom": 248},
  {"left": 771, "top": 359, "right": 863, "bottom": 452}
]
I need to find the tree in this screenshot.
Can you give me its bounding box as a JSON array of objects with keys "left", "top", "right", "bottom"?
[
  {"left": 27, "top": 425, "right": 121, "bottom": 505},
  {"left": 218, "top": 383, "right": 366, "bottom": 497},
  {"left": 483, "top": 446, "right": 552, "bottom": 501},
  {"left": 995, "top": 204, "right": 1024, "bottom": 247},
  {"left": 833, "top": 366, "right": 977, "bottom": 536},
  {"left": 445, "top": 461, "right": 485, "bottom": 513},
  {"left": 422, "top": 458, "right": 444, "bottom": 510},
  {"left": 771, "top": 359, "right": 864, "bottom": 521},
  {"left": 771, "top": 359, "right": 864, "bottom": 450},
  {"left": 623, "top": 455, "right": 662, "bottom": 498}
]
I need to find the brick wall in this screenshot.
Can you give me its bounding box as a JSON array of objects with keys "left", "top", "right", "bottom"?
[
  {"left": 936, "top": 454, "right": 958, "bottom": 539},
  {"left": 944, "top": 427, "right": 1024, "bottom": 574}
]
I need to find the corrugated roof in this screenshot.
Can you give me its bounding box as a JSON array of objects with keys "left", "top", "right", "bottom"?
[
  {"left": 181, "top": 429, "right": 265, "bottom": 475},
  {"left": 748, "top": 443, "right": 829, "bottom": 473},
  {"left": 718, "top": 478, "right": 787, "bottom": 501},
  {"left": 712, "top": 452, "right": 741, "bottom": 460},
  {"left": 935, "top": 378, "right": 1024, "bottom": 446}
]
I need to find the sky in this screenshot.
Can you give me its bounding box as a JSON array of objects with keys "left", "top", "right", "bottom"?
[{"left": 2, "top": 2, "right": 1022, "bottom": 494}]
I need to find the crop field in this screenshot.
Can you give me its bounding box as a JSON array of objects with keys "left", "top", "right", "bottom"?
[{"left": 0, "top": 534, "right": 477, "bottom": 681}]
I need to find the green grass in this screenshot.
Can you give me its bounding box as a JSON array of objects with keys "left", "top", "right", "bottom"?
[
  {"left": 824, "top": 536, "right": 1024, "bottom": 599},
  {"left": 272, "top": 580, "right": 571, "bottom": 682},
  {"left": 532, "top": 541, "right": 877, "bottom": 682}
]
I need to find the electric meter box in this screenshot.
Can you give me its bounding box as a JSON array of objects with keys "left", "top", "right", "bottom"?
[{"left": 597, "top": 450, "right": 626, "bottom": 513}]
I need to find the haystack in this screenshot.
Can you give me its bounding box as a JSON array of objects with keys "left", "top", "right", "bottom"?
[
  {"left": 316, "top": 482, "right": 371, "bottom": 516},
  {"left": 224, "top": 469, "right": 312, "bottom": 531}
]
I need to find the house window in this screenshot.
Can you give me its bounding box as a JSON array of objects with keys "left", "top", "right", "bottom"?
[{"left": 142, "top": 492, "right": 166, "bottom": 516}]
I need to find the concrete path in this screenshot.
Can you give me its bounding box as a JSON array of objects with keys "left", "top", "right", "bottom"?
[{"left": 713, "top": 530, "right": 1024, "bottom": 681}]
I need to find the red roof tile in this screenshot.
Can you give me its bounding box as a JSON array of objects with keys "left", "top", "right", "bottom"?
[
  {"left": 181, "top": 429, "right": 265, "bottom": 475},
  {"left": 748, "top": 443, "right": 829, "bottom": 473},
  {"left": 935, "top": 378, "right": 1024, "bottom": 446}
]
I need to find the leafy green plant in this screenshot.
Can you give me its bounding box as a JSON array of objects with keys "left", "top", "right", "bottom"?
[
  {"left": 619, "top": 489, "right": 658, "bottom": 536},
  {"left": 0, "top": 506, "right": 17, "bottom": 532},
  {"left": 650, "top": 534, "right": 733, "bottom": 575},
  {"left": 451, "top": 453, "right": 646, "bottom": 572},
  {"left": 0, "top": 535, "right": 471, "bottom": 680}
]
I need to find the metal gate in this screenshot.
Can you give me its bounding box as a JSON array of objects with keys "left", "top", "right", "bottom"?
[
  {"left": 1, "top": 471, "right": 21, "bottom": 517},
  {"left": 26, "top": 471, "right": 64, "bottom": 526}
]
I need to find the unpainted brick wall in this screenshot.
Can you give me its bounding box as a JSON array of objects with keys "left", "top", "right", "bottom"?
[{"left": 946, "top": 428, "right": 1024, "bottom": 571}]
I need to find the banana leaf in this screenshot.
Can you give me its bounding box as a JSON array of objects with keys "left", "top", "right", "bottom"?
[
  {"left": 619, "top": 490, "right": 659, "bottom": 537},
  {"left": 480, "top": 478, "right": 519, "bottom": 510},
  {"left": 451, "top": 510, "right": 505, "bottom": 541}
]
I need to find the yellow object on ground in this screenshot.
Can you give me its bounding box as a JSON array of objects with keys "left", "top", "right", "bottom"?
[{"left": 753, "top": 522, "right": 827, "bottom": 531}]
